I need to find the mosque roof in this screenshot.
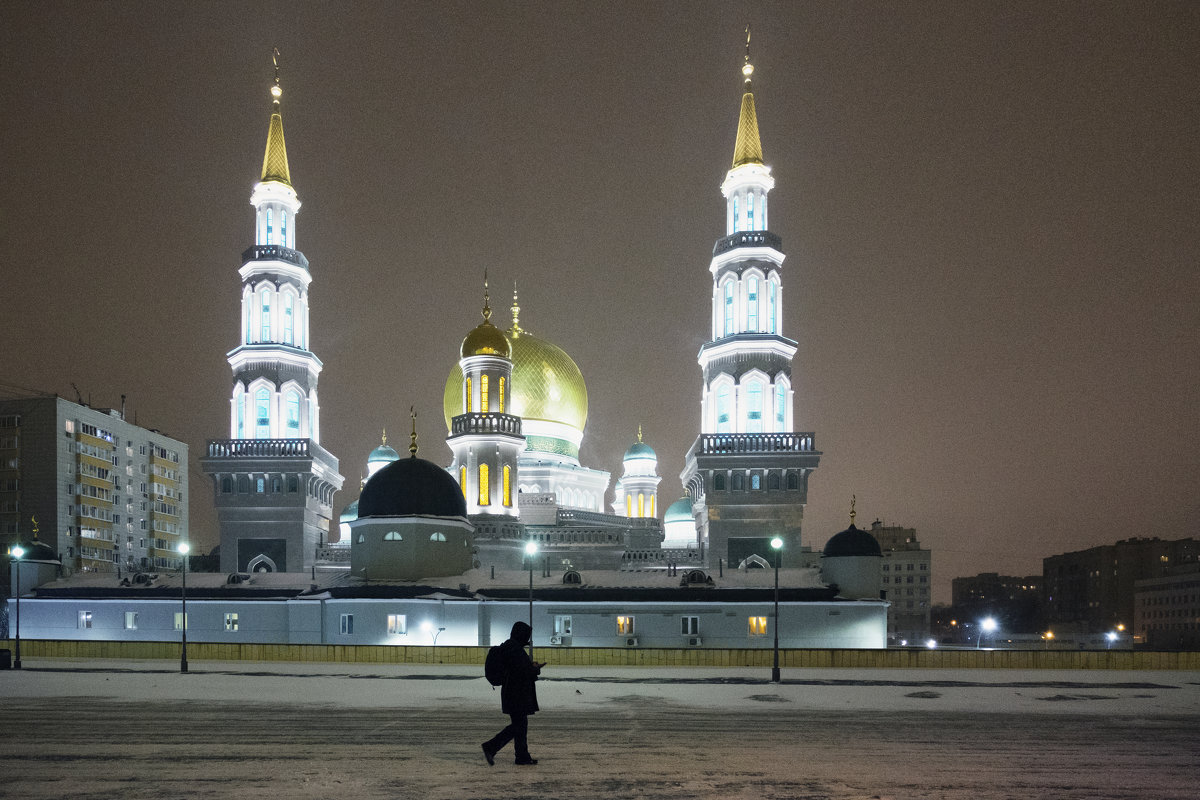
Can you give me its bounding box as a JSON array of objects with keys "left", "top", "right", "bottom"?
[
  {"left": 357, "top": 456, "right": 468, "bottom": 519},
  {"left": 664, "top": 498, "right": 693, "bottom": 523},
  {"left": 624, "top": 441, "right": 656, "bottom": 460},
  {"left": 339, "top": 499, "right": 359, "bottom": 523},
  {"left": 368, "top": 444, "right": 399, "bottom": 464},
  {"left": 822, "top": 524, "right": 882, "bottom": 558}
]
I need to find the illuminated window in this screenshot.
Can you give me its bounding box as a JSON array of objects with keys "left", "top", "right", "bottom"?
[
  {"left": 387, "top": 614, "right": 407, "bottom": 635},
  {"left": 732, "top": 196, "right": 739, "bottom": 232},
  {"left": 459, "top": 466, "right": 467, "bottom": 499},
  {"left": 266, "top": 208, "right": 273, "bottom": 243},
  {"left": 768, "top": 281, "right": 777, "bottom": 334},
  {"left": 626, "top": 494, "right": 632, "bottom": 516},
  {"left": 751, "top": 474, "right": 761, "bottom": 490},
  {"left": 681, "top": 616, "right": 699, "bottom": 636},
  {"left": 430, "top": 532, "right": 446, "bottom": 541},
  {"left": 340, "top": 614, "right": 354, "bottom": 635},
  {"left": 478, "top": 463, "right": 489, "bottom": 505},
  {"left": 724, "top": 282, "right": 734, "bottom": 336},
  {"left": 747, "top": 383, "right": 763, "bottom": 432},
  {"left": 499, "top": 377, "right": 505, "bottom": 412},
  {"left": 284, "top": 294, "right": 294, "bottom": 345},
  {"left": 775, "top": 383, "right": 786, "bottom": 429},
  {"left": 236, "top": 396, "right": 245, "bottom": 438},
  {"left": 650, "top": 495, "right": 655, "bottom": 517},
  {"left": 749, "top": 616, "right": 768, "bottom": 636},
  {"left": 255, "top": 389, "right": 270, "bottom": 438},
  {"left": 224, "top": 613, "right": 239, "bottom": 632},
  {"left": 383, "top": 531, "right": 403, "bottom": 541},
  {"left": 617, "top": 616, "right": 635, "bottom": 635},
  {"left": 466, "top": 377, "right": 472, "bottom": 413},
  {"left": 174, "top": 612, "right": 187, "bottom": 631},
  {"left": 124, "top": 612, "right": 138, "bottom": 630},
  {"left": 281, "top": 210, "right": 287, "bottom": 246},
  {"left": 285, "top": 391, "right": 300, "bottom": 434},
  {"left": 717, "top": 384, "right": 732, "bottom": 433},
  {"left": 260, "top": 290, "right": 271, "bottom": 341},
  {"left": 481, "top": 374, "right": 489, "bottom": 413},
  {"left": 638, "top": 492, "right": 645, "bottom": 517},
  {"left": 747, "top": 192, "right": 754, "bottom": 229},
  {"left": 503, "top": 465, "right": 511, "bottom": 506},
  {"left": 747, "top": 277, "right": 758, "bottom": 331}
]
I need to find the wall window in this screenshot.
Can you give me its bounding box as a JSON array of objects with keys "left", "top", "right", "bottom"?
[
  {"left": 554, "top": 615, "right": 572, "bottom": 636},
  {"left": 714, "top": 473, "right": 726, "bottom": 491},
  {"left": 746, "top": 383, "right": 763, "bottom": 432},
  {"left": 768, "top": 281, "right": 777, "bottom": 334},
  {"left": 749, "top": 616, "right": 768, "bottom": 636},
  {"left": 751, "top": 474, "right": 761, "bottom": 490},
  {"left": 480, "top": 374, "right": 490, "bottom": 413},
  {"left": 281, "top": 210, "right": 287, "bottom": 246},
  {"left": 498, "top": 376, "right": 505, "bottom": 412},
  {"left": 256, "top": 477, "right": 265, "bottom": 493},
  {"left": 124, "top": 612, "right": 138, "bottom": 630},
  {"left": 747, "top": 277, "right": 758, "bottom": 331},
  {"left": 237, "top": 395, "right": 245, "bottom": 438},
  {"left": 732, "top": 196, "right": 739, "bottom": 232},
  {"left": 637, "top": 492, "right": 645, "bottom": 517},
  {"left": 388, "top": 614, "right": 407, "bottom": 635},
  {"left": 285, "top": 391, "right": 301, "bottom": 434},
  {"left": 266, "top": 208, "right": 273, "bottom": 243},
  {"left": 626, "top": 494, "right": 632, "bottom": 516},
  {"left": 716, "top": 384, "right": 732, "bottom": 433},
  {"left": 465, "top": 377, "right": 472, "bottom": 413},
  {"left": 723, "top": 282, "right": 735, "bottom": 336},
  {"left": 787, "top": 473, "right": 800, "bottom": 491},
  {"left": 383, "top": 531, "right": 403, "bottom": 541},
  {"left": 255, "top": 389, "right": 271, "bottom": 438},
  {"left": 221, "top": 477, "right": 233, "bottom": 494},
  {"left": 283, "top": 294, "right": 294, "bottom": 345},
  {"left": 174, "top": 612, "right": 187, "bottom": 631},
  {"left": 478, "top": 463, "right": 490, "bottom": 505},
  {"left": 681, "top": 616, "right": 699, "bottom": 636},
  {"left": 224, "top": 613, "right": 239, "bottom": 632},
  {"left": 775, "top": 383, "right": 786, "bottom": 429},
  {"left": 732, "top": 472, "right": 744, "bottom": 491},
  {"left": 78, "top": 611, "right": 93, "bottom": 629},
  {"left": 503, "top": 465, "right": 512, "bottom": 507},
  {"left": 429, "top": 532, "right": 446, "bottom": 541},
  {"left": 459, "top": 466, "right": 467, "bottom": 500},
  {"left": 617, "top": 615, "right": 635, "bottom": 635},
  {"left": 340, "top": 614, "right": 354, "bottom": 635},
  {"left": 260, "top": 290, "right": 271, "bottom": 341}
]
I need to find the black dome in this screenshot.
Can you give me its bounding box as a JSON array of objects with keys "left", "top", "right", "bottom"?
[
  {"left": 822, "top": 524, "right": 882, "bottom": 557},
  {"left": 13, "top": 539, "right": 58, "bottom": 561},
  {"left": 357, "top": 456, "right": 468, "bottom": 518}
]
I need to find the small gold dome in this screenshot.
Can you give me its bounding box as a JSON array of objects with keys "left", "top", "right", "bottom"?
[{"left": 460, "top": 319, "right": 511, "bottom": 359}]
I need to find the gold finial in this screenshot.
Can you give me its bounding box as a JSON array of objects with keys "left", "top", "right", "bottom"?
[
  {"left": 271, "top": 47, "right": 282, "bottom": 102},
  {"left": 510, "top": 281, "right": 522, "bottom": 337},
  {"left": 380, "top": 428, "right": 387, "bottom": 446},
  {"left": 409, "top": 406, "right": 418, "bottom": 456},
  {"left": 482, "top": 270, "right": 492, "bottom": 322},
  {"left": 637, "top": 424, "right": 643, "bottom": 443},
  {"left": 850, "top": 494, "right": 857, "bottom": 525},
  {"left": 742, "top": 24, "right": 754, "bottom": 81},
  {"left": 31, "top": 514, "right": 39, "bottom": 539}
]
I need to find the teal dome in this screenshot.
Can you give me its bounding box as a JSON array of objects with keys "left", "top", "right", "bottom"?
[
  {"left": 339, "top": 499, "right": 359, "bottom": 523},
  {"left": 368, "top": 444, "right": 400, "bottom": 464},
  {"left": 624, "top": 441, "right": 656, "bottom": 461},
  {"left": 664, "top": 498, "right": 693, "bottom": 523}
]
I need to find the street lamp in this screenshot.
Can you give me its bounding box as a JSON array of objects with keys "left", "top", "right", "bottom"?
[
  {"left": 178, "top": 542, "right": 189, "bottom": 673},
  {"left": 977, "top": 616, "right": 997, "bottom": 650},
  {"left": 770, "top": 537, "right": 783, "bottom": 683},
  {"left": 10, "top": 544, "right": 24, "bottom": 669},
  {"left": 525, "top": 540, "right": 538, "bottom": 659},
  {"left": 1106, "top": 631, "right": 1118, "bottom": 649},
  {"left": 421, "top": 621, "right": 446, "bottom": 645}
]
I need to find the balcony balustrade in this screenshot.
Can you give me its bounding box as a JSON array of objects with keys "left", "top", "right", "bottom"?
[
  {"left": 712, "top": 230, "right": 783, "bottom": 257},
  {"left": 450, "top": 413, "right": 522, "bottom": 436},
  {"left": 242, "top": 244, "right": 310, "bottom": 271},
  {"left": 697, "top": 432, "right": 816, "bottom": 454}
]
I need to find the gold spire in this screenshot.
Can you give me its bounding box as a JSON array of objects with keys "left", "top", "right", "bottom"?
[
  {"left": 510, "top": 282, "right": 522, "bottom": 338},
  {"left": 482, "top": 269, "right": 492, "bottom": 322},
  {"left": 637, "top": 424, "right": 643, "bottom": 443},
  {"left": 732, "top": 25, "right": 764, "bottom": 168},
  {"left": 409, "top": 407, "right": 418, "bottom": 457},
  {"left": 261, "top": 47, "right": 293, "bottom": 186},
  {"left": 850, "top": 494, "right": 857, "bottom": 526},
  {"left": 380, "top": 428, "right": 387, "bottom": 446}
]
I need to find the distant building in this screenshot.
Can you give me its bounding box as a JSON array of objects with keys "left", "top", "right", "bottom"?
[
  {"left": 1043, "top": 537, "right": 1200, "bottom": 635},
  {"left": 950, "top": 572, "right": 1042, "bottom": 634},
  {"left": 869, "top": 520, "right": 932, "bottom": 642},
  {"left": 0, "top": 395, "right": 188, "bottom": 575},
  {"left": 1134, "top": 563, "right": 1200, "bottom": 649}
]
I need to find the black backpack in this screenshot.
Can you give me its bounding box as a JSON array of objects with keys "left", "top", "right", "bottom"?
[{"left": 484, "top": 645, "right": 507, "bottom": 687}]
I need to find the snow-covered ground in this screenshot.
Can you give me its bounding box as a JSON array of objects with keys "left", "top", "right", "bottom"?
[{"left": 2, "top": 658, "right": 1198, "bottom": 799}]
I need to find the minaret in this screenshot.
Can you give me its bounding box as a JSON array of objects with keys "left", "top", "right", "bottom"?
[
  {"left": 613, "top": 426, "right": 662, "bottom": 519},
  {"left": 447, "top": 277, "right": 525, "bottom": 518},
  {"left": 203, "top": 51, "right": 344, "bottom": 574},
  {"left": 681, "top": 29, "right": 821, "bottom": 569}
]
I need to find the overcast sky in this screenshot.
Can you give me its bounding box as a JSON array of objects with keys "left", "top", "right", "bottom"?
[{"left": 2, "top": 2, "right": 1197, "bottom": 603}]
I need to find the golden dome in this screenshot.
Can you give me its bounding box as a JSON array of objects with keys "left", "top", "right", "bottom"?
[
  {"left": 445, "top": 329, "right": 588, "bottom": 437},
  {"left": 460, "top": 319, "right": 511, "bottom": 359}
]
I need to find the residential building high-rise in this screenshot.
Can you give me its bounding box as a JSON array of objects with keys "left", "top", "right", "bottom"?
[{"left": 869, "top": 520, "right": 933, "bottom": 642}]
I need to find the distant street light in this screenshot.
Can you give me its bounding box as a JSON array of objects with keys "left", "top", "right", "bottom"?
[
  {"left": 525, "top": 540, "right": 538, "bottom": 659},
  {"left": 178, "top": 542, "right": 190, "bottom": 673},
  {"left": 1106, "top": 631, "right": 1118, "bottom": 650},
  {"left": 770, "top": 537, "right": 783, "bottom": 683},
  {"left": 421, "top": 621, "right": 446, "bottom": 645},
  {"left": 10, "top": 545, "right": 25, "bottom": 669},
  {"left": 977, "top": 616, "right": 998, "bottom": 650},
  {"left": 925, "top": 639, "right": 938, "bottom": 650}
]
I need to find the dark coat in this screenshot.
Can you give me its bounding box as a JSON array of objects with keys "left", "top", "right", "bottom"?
[{"left": 499, "top": 622, "right": 540, "bottom": 715}]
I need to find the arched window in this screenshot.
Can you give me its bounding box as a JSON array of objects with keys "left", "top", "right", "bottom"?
[
  {"left": 285, "top": 391, "right": 301, "bottom": 435},
  {"left": 283, "top": 294, "right": 294, "bottom": 345},
  {"left": 503, "top": 465, "right": 512, "bottom": 506},
  {"left": 272, "top": 478, "right": 281, "bottom": 493},
  {"left": 746, "top": 383, "right": 763, "bottom": 433},
  {"left": 260, "top": 290, "right": 271, "bottom": 341},
  {"left": 768, "top": 281, "right": 777, "bottom": 334},
  {"left": 732, "top": 196, "right": 739, "bottom": 232},
  {"left": 716, "top": 384, "right": 732, "bottom": 433},
  {"left": 714, "top": 474, "right": 726, "bottom": 491},
  {"left": 465, "top": 377, "right": 472, "bottom": 413},
  {"left": 281, "top": 210, "right": 287, "bottom": 246},
  {"left": 357, "top": 533, "right": 365, "bottom": 544},
  {"left": 768, "top": 472, "right": 781, "bottom": 490},
  {"left": 650, "top": 495, "right": 655, "bottom": 517},
  {"left": 429, "top": 532, "right": 446, "bottom": 541},
  {"left": 751, "top": 474, "right": 761, "bottom": 490},
  {"left": 266, "top": 209, "right": 273, "bottom": 244},
  {"left": 638, "top": 492, "right": 645, "bottom": 517},
  {"left": 747, "top": 192, "right": 754, "bottom": 230},
  {"left": 499, "top": 376, "right": 505, "bottom": 412},
  {"left": 221, "top": 477, "right": 233, "bottom": 493},
  {"left": 287, "top": 476, "right": 298, "bottom": 493},
  {"left": 237, "top": 476, "right": 249, "bottom": 493},
  {"left": 236, "top": 395, "right": 245, "bottom": 438},
  {"left": 787, "top": 473, "right": 800, "bottom": 491},
  {"left": 255, "top": 389, "right": 271, "bottom": 438},
  {"left": 384, "top": 531, "right": 403, "bottom": 541},
  {"left": 732, "top": 472, "right": 744, "bottom": 491},
  {"left": 626, "top": 494, "right": 632, "bottom": 516},
  {"left": 459, "top": 466, "right": 467, "bottom": 500},
  {"left": 481, "top": 374, "right": 489, "bottom": 413},
  {"left": 747, "top": 277, "right": 758, "bottom": 332},
  {"left": 775, "top": 383, "right": 786, "bottom": 430},
  {"left": 256, "top": 477, "right": 265, "bottom": 493},
  {"left": 723, "top": 282, "right": 735, "bottom": 336},
  {"left": 478, "top": 463, "right": 490, "bottom": 505}
]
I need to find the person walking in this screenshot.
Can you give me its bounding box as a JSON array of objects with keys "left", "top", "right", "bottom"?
[{"left": 482, "top": 621, "right": 544, "bottom": 766}]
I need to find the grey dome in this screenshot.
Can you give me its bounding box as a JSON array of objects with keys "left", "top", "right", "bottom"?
[
  {"left": 357, "top": 456, "right": 467, "bottom": 518},
  {"left": 823, "top": 525, "right": 882, "bottom": 558}
]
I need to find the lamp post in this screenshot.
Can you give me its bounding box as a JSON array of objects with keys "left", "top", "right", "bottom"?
[
  {"left": 10, "top": 545, "right": 24, "bottom": 669},
  {"left": 977, "top": 616, "right": 997, "bottom": 650},
  {"left": 770, "top": 537, "right": 783, "bottom": 683},
  {"left": 178, "top": 542, "right": 189, "bottom": 673},
  {"left": 525, "top": 540, "right": 538, "bottom": 659}
]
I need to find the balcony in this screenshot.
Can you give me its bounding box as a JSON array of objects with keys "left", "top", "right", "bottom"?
[
  {"left": 242, "top": 244, "right": 310, "bottom": 271},
  {"left": 712, "top": 230, "right": 783, "bottom": 257},
  {"left": 450, "top": 413, "right": 523, "bottom": 437},
  {"left": 696, "top": 432, "right": 816, "bottom": 454},
  {"left": 206, "top": 438, "right": 311, "bottom": 458}
]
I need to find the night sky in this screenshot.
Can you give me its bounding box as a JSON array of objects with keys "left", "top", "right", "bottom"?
[{"left": 3, "top": 2, "right": 1197, "bottom": 604}]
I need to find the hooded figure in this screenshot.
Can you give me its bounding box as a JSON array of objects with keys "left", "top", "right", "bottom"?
[{"left": 482, "top": 621, "right": 544, "bottom": 765}]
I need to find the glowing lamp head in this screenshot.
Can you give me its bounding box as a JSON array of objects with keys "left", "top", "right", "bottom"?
[
  {"left": 11, "top": 545, "right": 24, "bottom": 559},
  {"left": 770, "top": 537, "right": 783, "bottom": 550},
  {"left": 525, "top": 541, "right": 538, "bottom": 557},
  {"left": 926, "top": 639, "right": 938, "bottom": 650},
  {"left": 1107, "top": 631, "right": 1118, "bottom": 641},
  {"left": 981, "top": 617, "right": 998, "bottom": 633},
  {"left": 421, "top": 621, "right": 433, "bottom": 633},
  {"left": 178, "top": 542, "right": 190, "bottom": 555},
  {"left": 742, "top": 62, "right": 754, "bottom": 79}
]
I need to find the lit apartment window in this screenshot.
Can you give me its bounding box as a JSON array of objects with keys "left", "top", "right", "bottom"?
[
  {"left": 749, "top": 616, "right": 768, "bottom": 636},
  {"left": 124, "top": 612, "right": 138, "bottom": 630},
  {"left": 78, "top": 611, "right": 93, "bottom": 629},
  {"left": 387, "top": 614, "right": 407, "bottom": 635},
  {"left": 224, "top": 613, "right": 239, "bottom": 632},
  {"left": 681, "top": 616, "right": 699, "bottom": 636},
  {"left": 340, "top": 614, "right": 354, "bottom": 635},
  {"left": 617, "top": 616, "right": 635, "bottom": 635},
  {"left": 174, "top": 613, "right": 187, "bottom": 631}
]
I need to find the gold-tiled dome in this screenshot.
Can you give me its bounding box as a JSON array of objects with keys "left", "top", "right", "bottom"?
[
  {"left": 445, "top": 329, "right": 588, "bottom": 435},
  {"left": 460, "top": 319, "right": 511, "bottom": 359}
]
